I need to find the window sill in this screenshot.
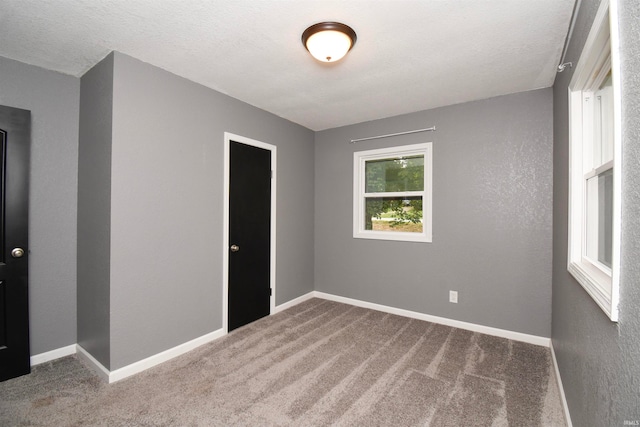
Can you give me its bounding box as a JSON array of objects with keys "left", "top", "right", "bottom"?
[
  {"left": 353, "top": 230, "right": 432, "bottom": 243},
  {"left": 568, "top": 260, "right": 617, "bottom": 321}
]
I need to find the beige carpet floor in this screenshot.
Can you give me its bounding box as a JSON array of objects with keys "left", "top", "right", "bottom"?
[{"left": 0, "top": 298, "right": 566, "bottom": 426}]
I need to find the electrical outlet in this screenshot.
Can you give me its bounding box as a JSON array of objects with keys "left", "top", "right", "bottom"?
[{"left": 449, "top": 290, "right": 458, "bottom": 303}]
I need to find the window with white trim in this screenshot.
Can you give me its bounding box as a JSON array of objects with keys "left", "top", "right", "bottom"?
[
  {"left": 353, "top": 143, "right": 432, "bottom": 242},
  {"left": 568, "top": 0, "right": 621, "bottom": 321}
]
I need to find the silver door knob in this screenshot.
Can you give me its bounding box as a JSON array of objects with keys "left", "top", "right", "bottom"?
[
  {"left": 11, "top": 248, "right": 25, "bottom": 258},
  {"left": 230, "top": 245, "right": 240, "bottom": 252}
]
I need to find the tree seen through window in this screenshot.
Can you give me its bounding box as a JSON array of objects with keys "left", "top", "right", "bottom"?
[{"left": 364, "top": 155, "right": 424, "bottom": 232}]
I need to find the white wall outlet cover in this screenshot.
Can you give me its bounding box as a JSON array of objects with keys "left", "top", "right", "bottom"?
[{"left": 449, "top": 291, "right": 458, "bottom": 303}]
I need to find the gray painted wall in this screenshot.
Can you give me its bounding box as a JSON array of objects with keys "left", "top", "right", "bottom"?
[
  {"left": 552, "top": 0, "right": 640, "bottom": 424},
  {"left": 103, "top": 52, "right": 314, "bottom": 369},
  {"left": 77, "top": 53, "right": 114, "bottom": 368},
  {"left": 315, "top": 89, "right": 553, "bottom": 337},
  {"left": 0, "top": 56, "right": 79, "bottom": 355}
]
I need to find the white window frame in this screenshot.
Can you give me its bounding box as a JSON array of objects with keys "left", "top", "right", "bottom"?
[
  {"left": 567, "top": 0, "right": 622, "bottom": 321},
  {"left": 353, "top": 143, "right": 432, "bottom": 243}
]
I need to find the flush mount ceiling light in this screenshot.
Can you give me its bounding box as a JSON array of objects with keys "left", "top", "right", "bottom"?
[{"left": 302, "top": 22, "right": 357, "bottom": 63}]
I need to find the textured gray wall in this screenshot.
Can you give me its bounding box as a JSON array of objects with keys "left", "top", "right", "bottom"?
[
  {"left": 107, "top": 53, "right": 314, "bottom": 369},
  {"left": 552, "top": 0, "right": 640, "bottom": 424},
  {"left": 315, "top": 89, "right": 553, "bottom": 337},
  {"left": 77, "top": 53, "right": 114, "bottom": 368},
  {"left": 0, "top": 56, "right": 79, "bottom": 355}
]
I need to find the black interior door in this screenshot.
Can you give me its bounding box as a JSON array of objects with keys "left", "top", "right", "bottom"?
[
  {"left": 228, "top": 141, "right": 271, "bottom": 331},
  {"left": 0, "top": 105, "right": 31, "bottom": 382}
]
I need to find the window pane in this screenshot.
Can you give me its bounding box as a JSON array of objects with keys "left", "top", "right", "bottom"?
[
  {"left": 586, "top": 169, "right": 613, "bottom": 268},
  {"left": 365, "top": 196, "right": 423, "bottom": 233},
  {"left": 365, "top": 155, "right": 424, "bottom": 193},
  {"left": 594, "top": 71, "right": 614, "bottom": 166}
]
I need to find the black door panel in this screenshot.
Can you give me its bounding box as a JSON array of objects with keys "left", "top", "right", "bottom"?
[
  {"left": 228, "top": 141, "right": 271, "bottom": 331},
  {"left": 0, "top": 105, "right": 31, "bottom": 382}
]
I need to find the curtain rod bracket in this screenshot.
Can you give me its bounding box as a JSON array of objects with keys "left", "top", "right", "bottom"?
[{"left": 558, "top": 62, "right": 573, "bottom": 72}]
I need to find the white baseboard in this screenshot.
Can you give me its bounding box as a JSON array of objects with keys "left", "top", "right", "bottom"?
[
  {"left": 30, "top": 344, "right": 77, "bottom": 366},
  {"left": 550, "top": 342, "right": 573, "bottom": 427},
  {"left": 35, "top": 292, "right": 312, "bottom": 381},
  {"left": 76, "top": 344, "right": 110, "bottom": 382},
  {"left": 273, "top": 291, "right": 315, "bottom": 314},
  {"left": 313, "top": 291, "right": 551, "bottom": 347},
  {"left": 108, "top": 329, "right": 225, "bottom": 383},
  {"left": 68, "top": 292, "right": 313, "bottom": 382},
  {"left": 32, "top": 291, "right": 552, "bottom": 384},
  {"left": 76, "top": 328, "right": 226, "bottom": 383}
]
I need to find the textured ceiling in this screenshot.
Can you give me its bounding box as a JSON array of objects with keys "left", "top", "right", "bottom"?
[{"left": 0, "top": 0, "right": 574, "bottom": 131}]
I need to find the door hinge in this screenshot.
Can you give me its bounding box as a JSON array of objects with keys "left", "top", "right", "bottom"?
[
  {"left": 270, "top": 288, "right": 272, "bottom": 296},
  {"left": 271, "top": 170, "right": 273, "bottom": 179}
]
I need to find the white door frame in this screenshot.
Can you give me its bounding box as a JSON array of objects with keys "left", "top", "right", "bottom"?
[{"left": 222, "top": 132, "right": 277, "bottom": 333}]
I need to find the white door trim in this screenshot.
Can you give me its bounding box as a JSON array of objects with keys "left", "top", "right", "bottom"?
[{"left": 223, "top": 132, "right": 277, "bottom": 334}]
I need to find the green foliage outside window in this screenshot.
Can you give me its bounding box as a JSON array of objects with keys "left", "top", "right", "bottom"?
[{"left": 364, "top": 155, "right": 424, "bottom": 231}]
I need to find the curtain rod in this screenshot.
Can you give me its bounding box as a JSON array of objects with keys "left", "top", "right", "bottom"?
[
  {"left": 557, "top": 0, "right": 582, "bottom": 72},
  {"left": 349, "top": 126, "right": 436, "bottom": 144}
]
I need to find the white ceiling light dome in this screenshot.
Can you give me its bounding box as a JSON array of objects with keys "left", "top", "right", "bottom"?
[{"left": 302, "top": 22, "right": 357, "bottom": 63}]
